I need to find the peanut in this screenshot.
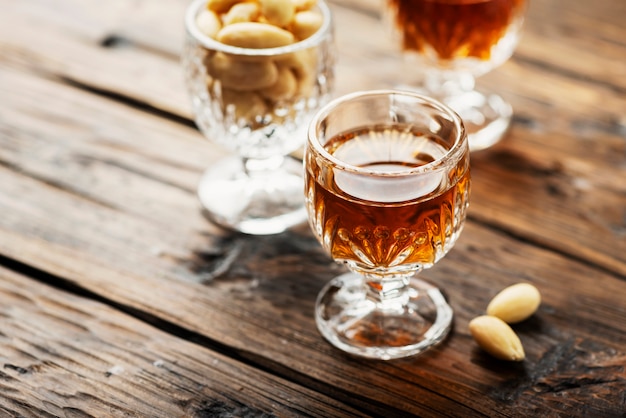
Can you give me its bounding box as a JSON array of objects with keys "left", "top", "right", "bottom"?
[
  {"left": 196, "top": 9, "right": 222, "bottom": 38},
  {"left": 207, "top": 52, "right": 278, "bottom": 90},
  {"left": 222, "top": 2, "right": 261, "bottom": 26},
  {"left": 277, "top": 48, "right": 316, "bottom": 76},
  {"left": 291, "top": 10, "right": 324, "bottom": 40},
  {"left": 291, "top": 0, "right": 316, "bottom": 11},
  {"left": 278, "top": 49, "right": 318, "bottom": 96},
  {"left": 206, "top": 0, "right": 241, "bottom": 13},
  {"left": 260, "top": 0, "right": 296, "bottom": 27},
  {"left": 221, "top": 88, "right": 268, "bottom": 121},
  {"left": 469, "top": 315, "right": 525, "bottom": 362},
  {"left": 486, "top": 283, "right": 541, "bottom": 324},
  {"left": 258, "top": 65, "right": 298, "bottom": 101},
  {"left": 217, "top": 22, "right": 295, "bottom": 48}
]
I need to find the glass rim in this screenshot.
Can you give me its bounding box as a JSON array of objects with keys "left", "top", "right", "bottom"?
[
  {"left": 184, "top": 0, "right": 333, "bottom": 56},
  {"left": 307, "top": 89, "right": 468, "bottom": 178}
]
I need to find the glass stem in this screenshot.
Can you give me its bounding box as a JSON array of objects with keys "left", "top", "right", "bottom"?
[
  {"left": 364, "top": 273, "right": 414, "bottom": 311},
  {"left": 242, "top": 155, "right": 285, "bottom": 178},
  {"left": 423, "top": 70, "right": 475, "bottom": 100}
]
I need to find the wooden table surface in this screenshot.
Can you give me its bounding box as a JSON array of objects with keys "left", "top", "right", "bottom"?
[{"left": 1, "top": 0, "right": 625, "bottom": 416}]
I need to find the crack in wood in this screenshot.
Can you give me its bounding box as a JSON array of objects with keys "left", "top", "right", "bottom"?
[
  {"left": 0, "top": 254, "right": 235, "bottom": 359},
  {"left": 3, "top": 364, "right": 30, "bottom": 375},
  {"left": 480, "top": 149, "right": 564, "bottom": 178},
  {"left": 71, "top": 153, "right": 196, "bottom": 194},
  {"left": 98, "top": 33, "right": 180, "bottom": 61},
  {"left": 513, "top": 53, "right": 626, "bottom": 96},
  {"left": 193, "top": 400, "right": 278, "bottom": 418},
  {"left": 56, "top": 75, "right": 197, "bottom": 130},
  {"left": 533, "top": 376, "right": 622, "bottom": 393},
  {"left": 570, "top": 117, "right": 626, "bottom": 139},
  {"left": 492, "top": 338, "right": 626, "bottom": 410},
  {"left": 99, "top": 35, "right": 132, "bottom": 49},
  {"left": 0, "top": 157, "right": 120, "bottom": 212},
  {"left": 468, "top": 213, "right": 626, "bottom": 282},
  {"left": 512, "top": 114, "right": 542, "bottom": 131}
]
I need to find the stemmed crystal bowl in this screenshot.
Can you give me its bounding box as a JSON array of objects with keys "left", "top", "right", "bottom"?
[
  {"left": 305, "top": 90, "right": 470, "bottom": 360},
  {"left": 183, "top": 0, "right": 335, "bottom": 234}
]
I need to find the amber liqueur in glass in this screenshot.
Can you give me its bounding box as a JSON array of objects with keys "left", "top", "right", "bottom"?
[
  {"left": 387, "top": 0, "right": 526, "bottom": 61},
  {"left": 305, "top": 124, "right": 470, "bottom": 272}
]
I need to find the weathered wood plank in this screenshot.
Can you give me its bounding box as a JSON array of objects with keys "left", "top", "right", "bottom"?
[
  {"left": 0, "top": 266, "right": 368, "bottom": 418},
  {"left": 0, "top": 68, "right": 624, "bottom": 416}
]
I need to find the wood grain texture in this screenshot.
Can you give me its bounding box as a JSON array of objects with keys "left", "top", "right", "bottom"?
[
  {"left": 0, "top": 66, "right": 624, "bottom": 416},
  {"left": 0, "top": 266, "right": 368, "bottom": 418},
  {"left": 1, "top": 0, "right": 625, "bottom": 416}
]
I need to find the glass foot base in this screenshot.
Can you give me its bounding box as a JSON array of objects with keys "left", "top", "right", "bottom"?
[
  {"left": 197, "top": 155, "right": 307, "bottom": 235},
  {"left": 445, "top": 90, "right": 512, "bottom": 152},
  {"left": 397, "top": 83, "right": 512, "bottom": 151},
  {"left": 315, "top": 273, "right": 453, "bottom": 360}
]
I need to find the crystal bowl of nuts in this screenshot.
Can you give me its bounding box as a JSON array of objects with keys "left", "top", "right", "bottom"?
[{"left": 182, "top": 0, "right": 335, "bottom": 234}]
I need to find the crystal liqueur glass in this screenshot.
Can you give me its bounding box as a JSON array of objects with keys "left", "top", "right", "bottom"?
[
  {"left": 385, "top": 0, "right": 527, "bottom": 151},
  {"left": 183, "top": 0, "right": 334, "bottom": 234},
  {"left": 305, "top": 90, "right": 470, "bottom": 360}
]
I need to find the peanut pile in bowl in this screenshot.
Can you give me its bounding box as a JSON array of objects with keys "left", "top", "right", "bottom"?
[{"left": 183, "top": 0, "right": 334, "bottom": 159}]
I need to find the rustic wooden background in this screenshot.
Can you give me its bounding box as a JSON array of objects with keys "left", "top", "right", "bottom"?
[{"left": 0, "top": 0, "right": 625, "bottom": 416}]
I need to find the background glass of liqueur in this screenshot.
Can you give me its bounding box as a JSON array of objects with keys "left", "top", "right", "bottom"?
[
  {"left": 385, "top": 0, "right": 527, "bottom": 151},
  {"left": 305, "top": 90, "right": 470, "bottom": 360}
]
